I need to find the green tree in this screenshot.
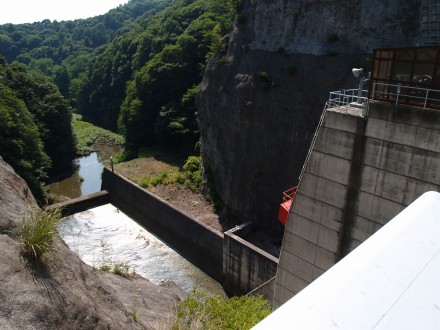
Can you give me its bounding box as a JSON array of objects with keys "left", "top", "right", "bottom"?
[
  {"left": 0, "top": 88, "right": 50, "bottom": 202},
  {"left": 53, "top": 65, "right": 71, "bottom": 98},
  {"left": 6, "top": 62, "right": 75, "bottom": 171}
]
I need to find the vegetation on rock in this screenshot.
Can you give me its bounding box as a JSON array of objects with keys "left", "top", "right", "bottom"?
[{"left": 20, "top": 207, "right": 62, "bottom": 259}]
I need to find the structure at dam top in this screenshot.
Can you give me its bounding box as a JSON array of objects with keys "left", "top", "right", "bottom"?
[{"left": 273, "top": 45, "right": 440, "bottom": 307}]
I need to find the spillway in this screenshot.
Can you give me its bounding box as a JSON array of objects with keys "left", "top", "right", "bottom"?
[{"left": 59, "top": 203, "right": 225, "bottom": 295}]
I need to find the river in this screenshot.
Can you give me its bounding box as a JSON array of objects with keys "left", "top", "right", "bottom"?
[
  {"left": 59, "top": 204, "right": 225, "bottom": 294},
  {"left": 48, "top": 140, "right": 119, "bottom": 200}
]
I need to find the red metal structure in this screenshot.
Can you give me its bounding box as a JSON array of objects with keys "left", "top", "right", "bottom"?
[{"left": 278, "top": 186, "right": 297, "bottom": 225}]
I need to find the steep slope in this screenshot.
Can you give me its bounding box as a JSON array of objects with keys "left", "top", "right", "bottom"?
[
  {"left": 197, "top": 0, "right": 421, "bottom": 230},
  {"left": 0, "top": 156, "right": 185, "bottom": 329}
]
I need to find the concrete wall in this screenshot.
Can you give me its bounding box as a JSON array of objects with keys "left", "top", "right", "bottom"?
[
  {"left": 46, "top": 191, "right": 110, "bottom": 217},
  {"left": 101, "top": 168, "right": 224, "bottom": 282},
  {"left": 248, "top": 277, "right": 276, "bottom": 308},
  {"left": 274, "top": 101, "right": 440, "bottom": 307},
  {"left": 223, "top": 222, "right": 278, "bottom": 297}
]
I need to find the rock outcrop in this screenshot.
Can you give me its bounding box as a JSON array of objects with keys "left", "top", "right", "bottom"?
[
  {"left": 0, "top": 156, "right": 186, "bottom": 329},
  {"left": 197, "top": 0, "right": 421, "bottom": 230}
]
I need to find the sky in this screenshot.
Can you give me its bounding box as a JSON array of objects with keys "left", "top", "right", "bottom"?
[{"left": 0, "top": 0, "right": 130, "bottom": 24}]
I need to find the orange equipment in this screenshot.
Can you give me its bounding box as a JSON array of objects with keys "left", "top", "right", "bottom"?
[{"left": 278, "top": 186, "right": 297, "bottom": 225}]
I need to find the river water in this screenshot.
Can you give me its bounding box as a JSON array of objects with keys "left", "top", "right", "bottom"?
[
  {"left": 50, "top": 145, "right": 225, "bottom": 295},
  {"left": 48, "top": 140, "right": 120, "bottom": 200},
  {"left": 48, "top": 152, "right": 104, "bottom": 199},
  {"left": 59, "top": 204, "right": 225, "bottom": 295}
]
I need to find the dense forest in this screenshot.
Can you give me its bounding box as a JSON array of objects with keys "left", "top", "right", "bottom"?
[
  {"left": 0, "top": 0, "right": 238, "bottom": 202},
  {"left": 0, "top": 57, "right": 75, "bottom": 202},
  {"left": 79, "top": 0, "right": 237, "bottom": 156},
  {"left": 0, "top": 0, "right": 171, "bottom": 105}
]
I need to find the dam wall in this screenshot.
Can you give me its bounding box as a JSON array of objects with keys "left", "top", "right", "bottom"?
[
  {"left": 101, "top": 168, "right": 224, "bottom": 282},
  {"left": 223, "top": 221, "right": 278, "bottom": 298},
  {"left": 274, "top": 101, "right": 440, "bottom": 307},
  {"left": 47, "top": 191, "right": 110, "bottom": 217}
]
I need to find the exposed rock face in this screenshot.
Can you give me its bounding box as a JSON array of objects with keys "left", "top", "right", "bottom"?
[
  {"left": 0, "top": 156, "right": 186, "bottom": 329},
  {"left": 197, "top": 0, "right": 421, "bottom": 230}
]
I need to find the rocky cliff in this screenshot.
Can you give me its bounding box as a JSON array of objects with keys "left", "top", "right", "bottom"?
[
  {"left": 197, "top": 0, "right": 421, "bottom": 231},
  {"left": 0, "top": 156, "right": 185, "bottom": 329}
]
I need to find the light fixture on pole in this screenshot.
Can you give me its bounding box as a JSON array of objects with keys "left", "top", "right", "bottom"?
[
  {"left": 352, "top": 68, "right": 364, "bottom": 104},
  {"left": 351, "top": 67, "right": 370, "bottom": 116}
]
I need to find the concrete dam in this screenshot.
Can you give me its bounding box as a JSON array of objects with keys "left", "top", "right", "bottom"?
[
  {"left": 273, "top": 72, "right": 440, "bottom": 307},
  {"left": 50, "top": 168, "right": 279, "bottom": 299}
]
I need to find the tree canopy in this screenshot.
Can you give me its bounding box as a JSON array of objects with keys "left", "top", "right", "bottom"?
[
  {"left": 0, "top": 0, "right": 239, "bottom": 194},
  {"left": 80, "top": 0, "right": 237, "bottom": 156},
  {"left": 0, "top": 57, "right": 75, "bottom": 202},
  {"left": 0, "top": 0, "right": 171, "bottom": 105}
]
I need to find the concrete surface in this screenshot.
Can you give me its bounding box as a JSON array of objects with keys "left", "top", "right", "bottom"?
[{"left": 274, "top": 101, "right": 440, "bottom": 307}]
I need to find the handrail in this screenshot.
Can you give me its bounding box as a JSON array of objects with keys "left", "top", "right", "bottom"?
[
  {"left": 327, "top": 89, "right": 369, "bottom": 116},
  {"left": 298, "top": 99, "right": 330, "bottom": 182},
  {"left": 371, "top": 82, "right": 440, "bottom": 109},
  {"left": 282, "top": 186, "right": 298, "bottom": 202}
]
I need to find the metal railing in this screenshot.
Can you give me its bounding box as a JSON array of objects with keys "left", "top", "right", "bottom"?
[
  {"left": 282, "top": 186, "right": 298, "bottom": 203},
  {"left": 371, "top": 82, "right": 440, "bottom": 109},
  {"left": 326, "top": 89, "right": 369, "bottom": 116}
]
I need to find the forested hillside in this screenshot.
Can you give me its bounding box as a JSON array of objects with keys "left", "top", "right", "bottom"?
[
  {"left": 0, "top": 0, "right": 238, "bottom": 203},
  {"left": 0, "top": 58, "right": 75, "bottom": 202},
  {"left": 0, "top": 0, "right": 171, "bottom": 105},
  {"left": 1, "top": 0, "right": 238, "bottom": 158},
  {"left": 79, "top": 0, "right": 237, "bottom": 156}
]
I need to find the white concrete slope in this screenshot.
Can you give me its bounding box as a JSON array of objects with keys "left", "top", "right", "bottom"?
[{"left": 254, "top": 191, "right": 440, "bottom": 329}]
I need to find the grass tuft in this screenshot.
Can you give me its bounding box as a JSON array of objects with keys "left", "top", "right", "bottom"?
[
  {"left": 131, "top": 309, "right": 139, "bottom": 322},
  {"left": 20, "top": 207, "right": 62, "bottom": 259}
]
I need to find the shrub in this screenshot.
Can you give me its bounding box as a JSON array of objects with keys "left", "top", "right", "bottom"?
[
  {"left": 257, "top": 71, "right": 272, "bottom": 91},
  {"left": 112, "top": 261, "right": 131, "bottom": 276},
  {"left": 131, "top": 310, "right": 139, "bottom": 322},
  {"left": 151, "top": 171, "right": 169, "bottom": 186},
  {"left": 183, "top": 156, "right": 202, "bottom": 191},
  {"left": 139, "top": 176, "right": 151, "bottom": 188},
  {"left": 20, "top": 208, "right": 62, "bottom": 259},
  {"left": 174, "top": 290, "right": 271, "bottom": 330}
]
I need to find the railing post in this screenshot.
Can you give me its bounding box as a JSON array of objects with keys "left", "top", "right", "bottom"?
[
  {"left": 424, "top": 89, "right": 429, "bottom": 109},
  {"left": 396, "top": 84, "right": 401, "bottom": 106}
]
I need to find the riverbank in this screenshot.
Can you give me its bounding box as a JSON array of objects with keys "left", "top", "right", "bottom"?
[{"left": 73, "top": 114, "right": 124, "bottom": 157}]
